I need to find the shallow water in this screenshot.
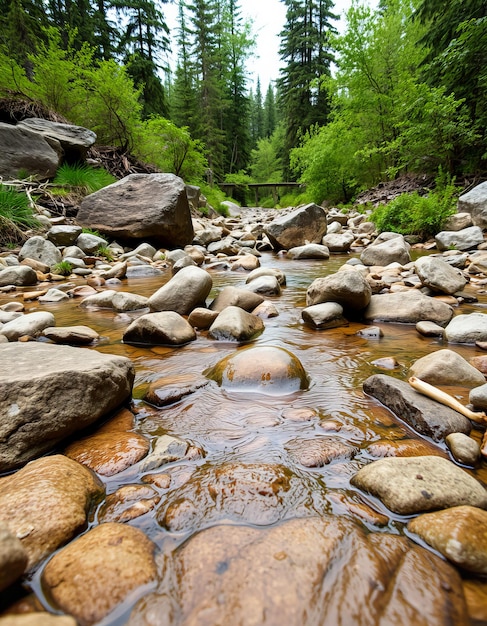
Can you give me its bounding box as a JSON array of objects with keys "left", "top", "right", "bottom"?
[{"left": 5, "top": 250, "right": 487, "bottom": 623}]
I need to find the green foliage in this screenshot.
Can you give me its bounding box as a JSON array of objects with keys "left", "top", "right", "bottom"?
[
  {"left": 53, "top": 163, "right": 116, "bottom": 194},
  {"left": 134, "top": 116, "right": 207, "bottom": 181},
  {"left": 370, "top": 172, "right": 459, "bottom": 238},
  {"left": 0, "top": 185, "right": 40, "bottom": 228},
  {"left": 81, "top": 227, "right": 102, "bottom": 236},
  {"left": 95, "top": 244, "right": 114, "bottom": 261},
  {"left": 52, "top": 260, "right": 73, "bottom": 275},
  {"left": 199, "top": 182, "right": 229, "bottom": 215},
  {"left": 250, "top": 123, "right": 285, "bottom": 183}
]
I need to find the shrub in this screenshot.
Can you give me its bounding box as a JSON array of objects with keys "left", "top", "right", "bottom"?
[
  {"left": 53, "top": 164, "right": 116, "bottom": 195},
  {"left": 95, "top": 245, "right": 114, "bottom": 261},
  {"left": 52, "top": 260, "right": 73, "bottom": 276},
  {"left": 0, "top": 185, "right": 40, "bottom": 245}
]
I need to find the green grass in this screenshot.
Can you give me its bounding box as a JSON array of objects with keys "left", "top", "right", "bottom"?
[
  {"left": 0, "top": 185, "right": 41, "bottom": 245},
  {"left": 51, "top": 260, "right": 73, "bottom": 276},
  {"left": 95, "top": 245, "right": 114, "bottom": 261},
  {"left": 81, "top": 227, "right": 102, "bottom": 237},
  {"left": 53, "top": 163, "right": 116, "bottom": 195}
]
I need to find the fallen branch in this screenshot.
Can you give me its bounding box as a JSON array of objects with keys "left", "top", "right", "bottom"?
[{"left": 408, "top": 376, "right": 487, "bottom": 425}]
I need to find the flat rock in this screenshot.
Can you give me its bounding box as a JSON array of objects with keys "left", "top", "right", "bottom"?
[
  {"left": 284, "top": 437, "right": 357, "bottom": 467},
  {"left": 0, "top": 122, "right": 60, "bottom": 179},
  {"left": 144, "top": 373, "right": 209, "bottom": 407},
  {"left": 408, "top": 505, "right": 487, "bottom": 573},
  {"left": 42, "top": 523, "right": 157, "bottom": 625},
  {"left": 322, "top": 231, "right": 355, "bottom": 252},
  {"left": 363, "top": 374, "right": 472, "bottom": 441},
  {"left": 409, "top": 348, "right": 486, "bottom": 386},
  {"left": 351, "top": 455, "right": 487, "bottom": 515},
  {"left": 0, "top": 455, "right": 104, "bottom": 569},
  {"left": 286, "top": 243, "right": 330, "bottom": 259},
  {"left": 46, "top": 225, "right": 83, "bottom": 247},
  {"left": 43, "top": 325, "right": 99, "bottom": 345},
  {"left": 435, "top": 226, "right": 484, "bottom": 252},
  {"left": 0, "top": 342, "right": 134, "bottom": 470},
  {"left": 130, "top": 516, "right": 469, "bottom": 626},
  {"left": 363, "top": 290, "right": 454, "bottom": 325},
  {"left": 123, "top": 311, "right": 196, "bottom": 346},
  {"left": 97, "top": 484, "right": 160, "bottom": 523}
]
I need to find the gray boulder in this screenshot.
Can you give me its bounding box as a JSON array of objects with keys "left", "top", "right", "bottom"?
[
  {"left": 208, "top": 306, "right": 264, "bottom": 342},
  {"left": 444, "top": 312, "right": 487, "bottom": 344},
  {"left": 435, "top": 226, "right": 484, "bottom": 252},
  {"left": 1, "top": 311, "right": 55, "bottom": 341},
  {"left": 0, "top": 342, "right": 134, "bottom": 471},
  {"left": 286, "top": 243, "right": 330, "bottom": 260},
  {"left": 457, "top": 181, "right": 487, "bottom": 228},
  {"left": 302, "top": 302, "right": 349, "bottom": 329},
  {"left": 77, "top": 173, "right": 194, "bottom": 247},
  {"left": 363, "top": 290, "right": 454, "bottom": 325},
  {"left": 363, "top": 374, "right": 471, "bottom": 441},
  {"left": 18, "top": 118, "right": 96, "bottom": 162},
  {"left": 47, "top": 225, "right": 82, "bottom": 247},
  {"left": 245, "top": 275, "right": 281, "bottom": 296},
  {"left": 469, "top": 383, "right": 487, "bottom": 411},
  {"left": 306, "top": 269, "right": 372, "bottom": 314},
  {"left": 409, "top": 349, "right": 485, "bottom": 387},
  {"left": 0, "top": 122, "right": 60, "bottom": 179},
  {"left": 443, "top": 212, "right": 473, "bottom": 232},
  {"left": 123, "top": 311, "right": 196, "bottom": 346},
  {"left": 0, "top": 265, "right": 37, "bottom": 287},
  {"left": 322, "top": 231, "right": 355, "bottom": 253},
  {"left": 360, "top": 235, "right": 411, "bottom": 266},
  {"left": 18, "top": 236, "right": 62, "bottom": 269},
  {"left": 351, "top": 456, "right": 487, "bottom": 515},
  {"left": 148, "top": 266, "right": 212, "bottom": 314},
  {"left": 415, "top": 255, "right": 466, "bottom": 294},
  {"left": 75, "top": 232, "right": 108, "bottom": 254},
  {"left": 264, "top": 204, "right": 328, "bottom": 250}
]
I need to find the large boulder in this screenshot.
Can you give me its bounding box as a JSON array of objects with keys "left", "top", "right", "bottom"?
[
  {"left": 306, "top": 268, "right": 372, "bottom": 315},
  {"left": 148, "top": 265, "right": 212, "bottom": 314},
  {"left": 435, "top": 226, "right": 484, "bottom": 252},
  {"left": 77, "top": 173, "right": 194, "bottom": 247},
  {"left": 363, "top": 290, "right": 454, "bottom": 325},
  {"left": 18, "top": 118, "right": 96, "bottom": 162},
  {"left": 205, "top": 345, "right": 309, "bottom": 395},
  {"left": 409, "top": 348, "right": 485, "bottom": 386},
  {"left": 264, "top": 204, "right": 328, "bottom": 250},
  {"left": 351, "top": 456, "right": 487, "bottom": 515},
  {"left": 457, "top": 181, "right": 487, "bottom": 229},
  {"left": 18, "top": 235, "right": 62, "bottom": 269},
  {"left": 0, "top": 265, "right": 37, "bottom": 287},
  {"left": 444, "top": 312, "right": 487, "bottom": 344},
  {"left": 0, "top": 342, "right": 134, "bottom": 471},
  {"left": 360, "top": 234, "right": 411, "bottom": 266},
  {"left": 0, "top": 122, "right": 60, "bottom": 179},
  {"left": 0, "top": 455, "right": 104, "bottom": 569},
  {"left": 363, "top": 374, "right": 472, "bottom": 441},
  {"left": 415, "top": 255, "right": 467, "bottom": 295},
  {"left": 130, "top": 516, "right": 470, "bottom": 626}
]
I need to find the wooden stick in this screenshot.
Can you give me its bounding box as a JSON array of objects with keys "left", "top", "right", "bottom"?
[{"left": 408, "top": 376, "right": 487, "bottom": 425}]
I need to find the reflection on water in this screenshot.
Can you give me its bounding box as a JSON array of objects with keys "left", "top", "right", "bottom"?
[{"left": 7, "top": 250, "right": 487, "bottom": 623}]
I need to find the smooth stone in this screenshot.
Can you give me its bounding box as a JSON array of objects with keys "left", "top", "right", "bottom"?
[
  {"left": 443, "top": 212, "right": 473, "bottom": 231},
  {"left": 416, "top": 320, "right": 445, "bottom": 336},
  {"left": 42, "top": 523, "right": 157, "bottom": 625},
  {"left": 0, "top": 311, "right": 55, "bottom": 342},
  {"left": 264, "top": 203, "right": 328, "bottom": 250},
  {"left": 0, "top": 265, "right": 37, "bottom": 287},
  {"left": 43, "top": 325, "right": 99, "bottom": 345},
  {"left": 205, "top": 345, "right": 309, "bottom": 395},
  {"left": 435, "top": 226, "right": 484, "bottom": 252},
  {"left": 409, "top": 348, "right": 486, "bottom": 386},
  {"left": 46, "top": 225, "right": 82, "bottom": 247},
  {"left": 131, "top": 516, "right": 469, "bottom": 626},
  {"left": 286, "top": 243, "right": 330, "bottom": 260},
  {"left": 306, "top": 269, "right": 372, "bottom": 313},
  {"left": 187, "top": 307, "right": 219, "bottom": 329},
  {"left": 408, "top": 505, "right": 487, "bottom": 574},
  {"left": 75, "top": 232, "right": 108, "bottom": 254},
  {"left": 252, "top": 300, "right": 279, "bottom": 318},
  {"left": 138, "top": 434, "right": 192, "bottom": 472},
  {"left": 245, "top": 275, "right": 281, "bottom": 296},
  {"left": 363, "top": 374, "right": 472, "bottom": 441},
  {"left": 38, "top": 288, "right": 69, "bottom": 302},
  {"left": 363, "top": 290, "right": 454, "bottom": 325},
  {"left": 365, "top": 439, "right": 447, "bottom": 459},
  {"left": 208, "top": 305, "right": 264, "bottom": 342},
  {"left": 245, "top": 267, "right": 286, "bottom": 286},
  {"left": 0, "top": 301, "right": 24, "bottom": 312},
  {"left": 230, "top": 254, "right": 260, "bottom": 271},
  {"left": 415, "top": 255, "right": 467, "bottom": 295},
  {"left": 144, "top": 373, "right": 209, "bottom": 407},
  {"left": 322, "top": 230, "right": 355, "bottom": 252},
  {"left": 356, "top": 325, "right": 383, "bottom": 339},
  {"left": 284, "top": 437, "right": 357, "bottom": 467},
  {"left": 0, "top": 615, "right": 77, "bottom": 626},
  {"left": 18, "top": 236, "right": 62, "bottom": 268},
  {"left": 351, "top": 456, "right": 487, "bottom": 515},
  {"left": 97, "top": 484, "right": 160, "bottom": 523},
  {"left": 360, "top": 234, "right": 411, "bottom": 266},
  {"left": 123, "top": 311, "right": 196, "bottom": 346},
  {"left": 210, "top": 285, "right": 264, "bottom": 312},
  {"left": 0, "top": 343, "right": 134, "bottom": 471},
  {"left": 446, "top": 433, "right": 480, "bottom": 465},
  {"left": 444, "top": 311, "right": 487, "bottom": 343},
  {"left": 470, "top": 355, "right": 487, "bottom": 375},
  {"left": 111, "top": 291, "right": 149, "bottom": 312},
  {"left": 0, "top": 522, "right": 28, "bottom": 591},
  {"left": 0, "top": 310, "right": 23, "bottom": 323},
  {"left": 120, "top": 242, "right": 157, "bottom": 260},
  {"left": 80, "top": 289, "right": 117, "bottom": 308},
  {"left": 148, "top": 265, "right": 212, "bottom": 315},
  {"left": 301, "top": 302, "right": 349, "bottom": 329},
  {"left": 469, "top": 382, "right": 487, "bottom": 410},
  {"left": 0, "top": 455, "right": 104, "bottom": 568}
]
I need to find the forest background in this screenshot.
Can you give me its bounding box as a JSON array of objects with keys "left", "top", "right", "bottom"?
[{"left": 0, "top": 0, "right": 486, "bottom": 208}]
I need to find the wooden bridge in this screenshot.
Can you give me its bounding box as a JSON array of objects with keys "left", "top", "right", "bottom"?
[{"left": 218, "top": 182, "right": 304, "bottom": 205}]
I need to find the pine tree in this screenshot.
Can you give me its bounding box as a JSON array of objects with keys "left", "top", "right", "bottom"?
[
  {"left": 263, "top": 83, "right": 277, "bottom": 138},
  {"left": 277, "top": 0, "right": 337, "bottom": 175}
]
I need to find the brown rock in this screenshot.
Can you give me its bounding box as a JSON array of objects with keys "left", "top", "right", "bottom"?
[
  {"left": 97, "top": 485, "right": 160, "bottom": 523},
  {"left": 285, "top": 437, "right": 357, "bottom": 467},
  {"left": 144, "top": 373, "right": 209, "bottom": 407},
  {"left": 42, "top": 325, "right": 99, "bottom": 345},
  {"left": 130, "top": 516, "right": 469, "bottom": 626},
  {"left": 408, "top": 505, "right": 487, "bottom": 573},
  {"left": 0, "top": 455, "right": 104, "bottom": 569},
  {"left": 365, "top": 438, "right": 447, "bottom": 458},
  {"left": 0, "top": 615, "right": 77, "bottom": 626},
  {"left": 463, "top": 578, "right": 487, "bottom": 624},
  {"left": 0, "top": 522, "right": 28, "bottom": 591},
  {"left": 42, "top": 523, "right": 157, "bottom": 625}
]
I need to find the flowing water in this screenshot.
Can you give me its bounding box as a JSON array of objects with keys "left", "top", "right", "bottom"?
[{"left": 7, "top": 250, "right": 487, "bottom": 623}]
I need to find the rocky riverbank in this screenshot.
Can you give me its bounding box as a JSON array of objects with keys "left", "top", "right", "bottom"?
[{"left": 2, "top": 178, "right": 487, "bottom": 624}]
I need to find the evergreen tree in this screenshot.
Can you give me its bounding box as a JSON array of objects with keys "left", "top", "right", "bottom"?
[
  {"left": 277, "top": 0, "right": 337, "bottom": 175},
  {"left": 263, "top": 83, "right": 277, "bottom": 137}
]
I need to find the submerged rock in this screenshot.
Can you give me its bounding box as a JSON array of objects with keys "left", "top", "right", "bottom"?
[
  {"left": 363, "top": 290, "right": 454, "bottom": 325},
  {"left": 205, "top": 345, "right": 309, "bottom": 394}
]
